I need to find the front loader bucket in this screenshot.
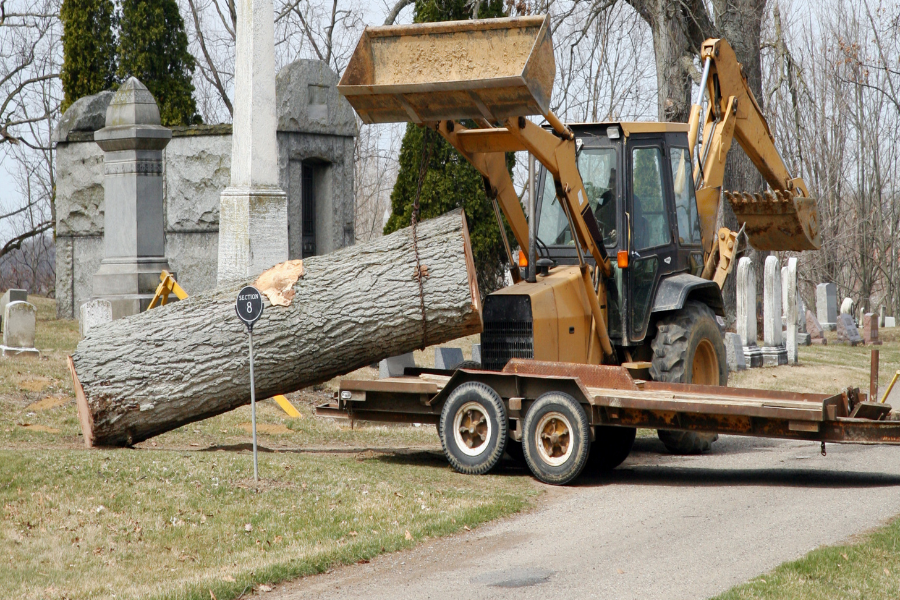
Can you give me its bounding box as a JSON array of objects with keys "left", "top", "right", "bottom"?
[
  {"left": 725, "top": 190, "right": 821, "bottom": 251},
  {"left": 337, "top": 16, "right": 554, "bottom": 124}
]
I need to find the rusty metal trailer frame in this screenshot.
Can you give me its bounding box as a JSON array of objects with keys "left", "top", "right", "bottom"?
[{"left": 318, "top": 360, "right": 900, "bottom": 446}]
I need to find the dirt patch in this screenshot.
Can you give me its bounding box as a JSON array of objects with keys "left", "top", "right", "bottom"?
[
  {"left": 15, "top": 376, "right": 53, "bottom": 392},
  {"left": 18, "top": 423, "right": 60, "bottom": 434},
  {"left": 239, "top": 422, "right": 292, "bottom": 435},
  {"left": 25, "top": 395, "right": 70, "bottom": 412}
]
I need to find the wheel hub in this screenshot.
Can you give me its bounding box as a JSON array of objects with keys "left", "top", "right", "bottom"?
[
  {"left": 453, "top": 401, "right": 492, "bottom": 457},
  {"left": 535, "top": 412, "right": 573, "bottom": 467}
]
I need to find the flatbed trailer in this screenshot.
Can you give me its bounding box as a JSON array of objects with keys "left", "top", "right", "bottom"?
[{"left": 317, "top": 360, "right": 900, "bottom": 484}]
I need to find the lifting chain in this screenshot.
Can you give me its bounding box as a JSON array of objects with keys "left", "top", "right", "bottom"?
[{"left": 411, "top": 126, "right": 434, "bottom": 350}]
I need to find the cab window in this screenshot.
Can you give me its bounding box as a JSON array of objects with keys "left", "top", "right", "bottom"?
[
  {"left": 536, "top": 148, "right": 618, "bottom": 248},
  {"left": 631, "top": 147, "right": 671, "bottom": 251},
  {"left": 670, "top": 147, "right": 702, "bottom": 245}
]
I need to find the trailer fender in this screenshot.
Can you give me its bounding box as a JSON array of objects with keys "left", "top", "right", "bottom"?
[
  {"left": 652, "top": 273, "right": 724, "bottom": 317},
  {"left": 428, "top": 370, "right": 595, "bottom": 413}
]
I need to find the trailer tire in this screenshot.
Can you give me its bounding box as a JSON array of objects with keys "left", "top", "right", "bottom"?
[
  {"left": 440, "top": 382, "right": 507, "bottom": 475},
  {"left": 650, "top": 300, "right": 725, "bottom": 454},
  {"left": 523, "top": 392, "right": 590, "bottom": 485},
  {"left": 586, "top": 426, "right": 636, "bottom": 472}
]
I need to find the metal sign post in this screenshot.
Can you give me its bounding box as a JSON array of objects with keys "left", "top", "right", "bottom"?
[{"left": 236, "top": 286, "right": 264, "bottom": 481}]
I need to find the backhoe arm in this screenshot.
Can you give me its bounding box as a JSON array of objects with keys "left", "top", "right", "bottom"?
[{"left": 688, "top": 38, "right": 821, "bottom": 259}]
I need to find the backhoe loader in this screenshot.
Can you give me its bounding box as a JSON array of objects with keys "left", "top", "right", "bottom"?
[{"left": 326, "top": 16, "right": 838, "bottom": 483}]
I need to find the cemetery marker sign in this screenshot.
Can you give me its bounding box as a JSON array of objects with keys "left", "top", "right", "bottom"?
[{"left": 236, "top": 286, "right": 264, "bottom": 481}]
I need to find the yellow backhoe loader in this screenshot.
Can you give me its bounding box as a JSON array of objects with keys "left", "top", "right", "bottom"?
[{"left": 337, "top": 15, "right": 821, "bottom": 456}]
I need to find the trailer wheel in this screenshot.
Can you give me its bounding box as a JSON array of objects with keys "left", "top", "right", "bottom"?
[
  {"left": 586, "top": 426, "right": 636, "bottom": 472},
  {"left": 440, "top": 382, "right": 507, "bottom": 475},
  {"left": 522, "top": 392, "right": 590, "bottom": 485},
  {"left": 650, "top": 300, "right": 725, "bottom": 454}
]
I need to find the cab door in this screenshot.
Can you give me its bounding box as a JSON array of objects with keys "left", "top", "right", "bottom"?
[{"left": 625, "top": 137, "right": 678, "bottom": 343}]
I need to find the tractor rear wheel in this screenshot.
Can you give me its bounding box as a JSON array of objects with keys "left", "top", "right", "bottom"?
[{"left": 650, "top": 301, "right": 726, "bottom": 454}]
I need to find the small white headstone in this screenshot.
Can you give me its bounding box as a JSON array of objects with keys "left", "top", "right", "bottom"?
[
  {"left": 724, "top": 332, "right": 746, "bottom": 372},
  {"left": 0, "top": 289, "right": 27, "bottom": 331},
  {"left": 886, "top": 316, "right": 896, "bottom": 328},
  {"left": 80, "top": 299, "right": 113, "bottom": 338},
  {"left": 1, "top": 300, "right": 38, "bottom": 357},
  {"left": 816, "top": 283, "right": 837, "bottom": 330}
]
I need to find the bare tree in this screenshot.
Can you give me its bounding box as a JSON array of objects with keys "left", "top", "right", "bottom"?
[{"left": 0, "top": 0, "right": 61, "bottom": 294}]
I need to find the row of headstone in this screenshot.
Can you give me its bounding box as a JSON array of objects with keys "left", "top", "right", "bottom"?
[
  {"left": 736, "top": 256, "right": 790, "bottom": 368},
  {"left": 0, "top": 290, "right": 38, "bottom": 358},
  {"left": 378, "top": 345, "right": 482, "bottom": 378}
]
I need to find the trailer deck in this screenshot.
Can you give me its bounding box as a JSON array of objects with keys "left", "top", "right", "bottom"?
[{"left": 318, "top": 360, "right": 900, "bottom": 446}]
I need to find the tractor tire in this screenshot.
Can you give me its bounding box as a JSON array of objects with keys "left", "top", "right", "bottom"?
[
  {"left": 522, "top": 392, "right": 591, "bottom": 485},
  {"left": 650, "top": 300, "right": 726, "bottom": 455},
  {"left": 586, "top": 426, "right": 636, "bottom": 472},
  {"left": 440, "top": 382, "right": 507, "bottom": 475},
  {"left": 456, "top": 360, "right": 482, "bottom": 370}
]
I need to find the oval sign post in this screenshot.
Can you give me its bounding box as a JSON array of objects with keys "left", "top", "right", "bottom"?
[{"left": 236, "top": 286, "right": 264, "bottom": 481}]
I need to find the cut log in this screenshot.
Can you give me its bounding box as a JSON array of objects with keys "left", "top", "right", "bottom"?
[{"left": 70, "top": 209, "right": 482, "bottom": 447}]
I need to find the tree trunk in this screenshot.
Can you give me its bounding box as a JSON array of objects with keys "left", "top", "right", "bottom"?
[
  {"left": 711, "top": 0, "right": 767, "bottom": 321},
  {"left": 69, "top": 209, "right": 482, "bottom": 448}
]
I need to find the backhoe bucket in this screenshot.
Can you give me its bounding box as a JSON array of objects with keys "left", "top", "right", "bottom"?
[
  {"left": 725, "top": 190, "right": 821, "bottom": 251},
  {"left": 337, "top": 16, "right": 555, "bottom": 124}
]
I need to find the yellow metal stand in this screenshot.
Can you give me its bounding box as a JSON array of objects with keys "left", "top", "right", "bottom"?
[
  {"left": 147, "top": 270, "right": 189, "bottom": 308},
  {"left": 147, "top": 270, "right": 302, "bottom": 418}
]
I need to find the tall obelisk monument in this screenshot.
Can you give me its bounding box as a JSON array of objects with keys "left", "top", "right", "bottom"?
[{"left": 217, "top": 0, "right": 288, "bottom": 283}]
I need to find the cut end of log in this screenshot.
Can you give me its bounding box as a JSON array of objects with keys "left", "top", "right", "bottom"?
[{"left": 67, "top": 355, "right": 94, "bottom": 448}]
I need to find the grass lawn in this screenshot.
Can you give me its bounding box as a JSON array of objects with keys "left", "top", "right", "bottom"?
[
  {"left": 6, "top": 297, "right": 900, "bottom": 599},
  {"left": 0, "top": 298, "right": 537, "bottom": 600}
]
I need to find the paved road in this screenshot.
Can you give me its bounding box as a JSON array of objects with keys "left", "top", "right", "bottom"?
[{"left": 266, "top": 435, "right": 900, "bottom": 600}]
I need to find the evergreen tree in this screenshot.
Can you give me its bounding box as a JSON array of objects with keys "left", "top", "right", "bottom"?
[
  {"left": 60, "top": 0, "right": 117, "bottom": 114},
  {"left": 383, "top": 0, "right": 513, "bottom": 295},
  {"left": 117, "top": 0, "right": 199, "bottom": 126}
]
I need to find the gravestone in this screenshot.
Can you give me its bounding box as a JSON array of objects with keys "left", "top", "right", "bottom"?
[
  {"left": 886, "top": 317, "right": 897, "bottom": 328},
  {"left": 862, "top": 313, "right": 881, "bottom": 345},
  {"left": 836, "top": 314, "right": 863, "bottom": 346},
  {"left": 736, "top": 257, "right": 762, "bottom": 367},
  {"left": 816, "top": 283, "right": 837, "bottom": 331},
  {"left": 217, "top": 0, "right": 288, "bottom": 282},
  {"left": 762, "top": 256, "right": 787, "bottom": 366},
  {"left": 1, "top": 301, "right": 39, "bottom": 357},
  {"left": 879, "top": 305, "right": 886, "bottom": 327},
  {"left": 725, "top": 332, "right": 747, "bottom": 372},
  {"left": 840, "top": 297, "right": 854, "bottom": 316},
  {"left": 379, "top": 352, "right": 416, "bottom": 378},
  {"left": 471, "top": 343, "right": 482, "bottom": 365},
  {"left": 784, "top": 258, "right": 799, "bottom": 364},
  {"left": 79, "top": 299, "right": 113, "bottom": 338},
  {"left": 435, "top": 347, "right": 464, "bottom": 370},
  {"left": 0, "top": 289, "right": 27, "bottom": 330},
  {"left": 806, "top": 310, "right": 827, "bottom": 345},
  {"left": 92, "top": 78, "right": 174, "bottom": 319}
]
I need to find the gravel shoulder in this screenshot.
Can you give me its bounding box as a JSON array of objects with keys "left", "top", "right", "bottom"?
[{"left": 262, "top": 434, "right": 900, "bottom": 600}]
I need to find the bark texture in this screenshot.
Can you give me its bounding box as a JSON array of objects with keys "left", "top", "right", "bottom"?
[{"left": 71, "top": 209, "right": 482, "bottom": 447}]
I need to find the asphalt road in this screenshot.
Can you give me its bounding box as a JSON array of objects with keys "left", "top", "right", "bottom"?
[{"left": 265, "top": 435, "right": 900, "bottom": 600}]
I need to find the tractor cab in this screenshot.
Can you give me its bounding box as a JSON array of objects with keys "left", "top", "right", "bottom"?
[{"left": 533, "top": 122, "right": 711, "bottom": 345}]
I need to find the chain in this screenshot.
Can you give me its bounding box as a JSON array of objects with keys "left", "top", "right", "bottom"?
[{"left": 411, "top": 126, "right": 433, "bottom": 350}]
